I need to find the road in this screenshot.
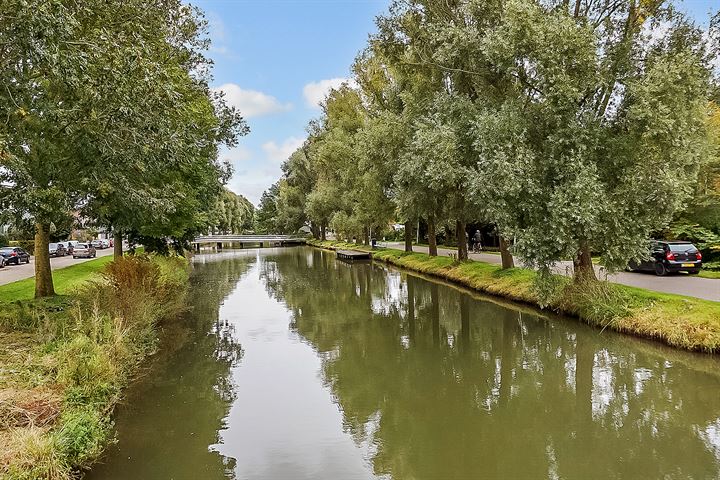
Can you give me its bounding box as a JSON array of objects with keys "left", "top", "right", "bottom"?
[
  {"left": 0, "top": 248, "right": 115, "bottom": 286},
  {"left": 382, "top": 242, "right": 720, "bottom": 302}
]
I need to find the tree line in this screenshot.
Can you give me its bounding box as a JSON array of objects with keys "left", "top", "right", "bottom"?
[
  {"left": 0, "top": 0, "right": 250, "bottom": 298},
  {"left": 257, "top": 0, "right": 720, "bottom": 286}
]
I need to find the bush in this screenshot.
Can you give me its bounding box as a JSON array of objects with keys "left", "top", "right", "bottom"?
[
  {"left": 0, "top": 233, "right": 9, "bottom": 248},
  {"left": 53, "top": 408, "right": 109, "bottom": 466}
]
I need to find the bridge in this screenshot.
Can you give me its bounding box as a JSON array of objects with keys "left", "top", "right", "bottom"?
[{"left": 192, "top": 234, "right": 306, "bottom": 250}]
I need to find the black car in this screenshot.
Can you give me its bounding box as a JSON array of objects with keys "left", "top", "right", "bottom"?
[
  {"left": 0, "top": 246, "right": 31, "bottom": 265},
  {"left": 629, "top": 241, "right": 702, "bottom": 276}
]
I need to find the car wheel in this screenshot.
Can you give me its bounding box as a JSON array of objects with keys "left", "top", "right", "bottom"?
[{"left": 654, "top": 262, "right": 667, "bottom": 276}]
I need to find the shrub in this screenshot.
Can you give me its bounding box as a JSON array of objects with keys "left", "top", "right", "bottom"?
[{"left": 53, "top": 408, "right": 109, "bottom": 466}]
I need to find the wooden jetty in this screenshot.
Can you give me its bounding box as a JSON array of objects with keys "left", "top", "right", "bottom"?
[{"left": 336, "top": 250, "right": 371, "bottom": 261}]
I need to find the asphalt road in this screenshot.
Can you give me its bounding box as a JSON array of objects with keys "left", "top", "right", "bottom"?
[
  {"left": 0, "top": 247, "right": 115, "bottom": 286},
  {"left": 382, "top": 242, "right": 720, "bottom": 302}
]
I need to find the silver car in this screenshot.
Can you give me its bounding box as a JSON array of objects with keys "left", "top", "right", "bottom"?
[{"left": 72, "top": 243, "right": 97, "bottom": 259}]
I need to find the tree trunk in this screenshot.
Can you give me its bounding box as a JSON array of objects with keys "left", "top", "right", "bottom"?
[
  {"left": 456, "top": 220, "right": 468, "bottom": 261},
  {"left": 428, "top": 217, "right": 438, "bottom": 256},
  {"left": 404, "top": 221, "right": 413, "bottom": 253},
  {"left": 311, "top": 223, "right": 320, "bottom": 239},
  {"left": 34, "top": 222, "right": 55, "bottom": 298},
  {"left": 499, "top": 236, "right": 515, "bottom": 269},
  {"left": 362, "top": 226, "right": 369, "bottom": 246},
  {"left": 113, "top": 231, "right": 123, "bottom": 260},
  {"left": 407, "top": 275, "right": 415, "bottom": 343},
  {"left": 320, "top": 224, "right": 326, "bottom": 241},
  {"left": 430, "top": 283, "right": 440, "bottom": 346},
  {"left": 573, "top": 240, "right": 597, "bottom": 283}
]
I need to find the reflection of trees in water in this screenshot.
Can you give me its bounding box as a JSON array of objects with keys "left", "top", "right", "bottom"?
[
  {"left": 261, "top": 248, "right": 720, "bottom": 480},
  {"left": 89, "top": 255, "right": 256, "bottom": 480}
]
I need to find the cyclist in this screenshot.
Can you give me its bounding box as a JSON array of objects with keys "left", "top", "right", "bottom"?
[{"left": 472, "top": 230, "right": 482, "bottom": 253}]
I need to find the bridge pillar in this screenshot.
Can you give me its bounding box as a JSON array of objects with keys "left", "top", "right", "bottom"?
[
  {"left": 194, "top": 243, "right": 200, "bottom": 252},
  {"left": 216, "top": 242, "right": 223, "bottom": 250},
  {"left": 240, "top": 243, "right": 243, "bottom": 249}
]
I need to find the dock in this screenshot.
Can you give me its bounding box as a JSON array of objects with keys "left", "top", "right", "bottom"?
[{"left": 336, "top": 250, "right": 371, "bottom": 261}]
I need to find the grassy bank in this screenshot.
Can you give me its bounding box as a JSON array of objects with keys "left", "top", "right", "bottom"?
[
  {"left": 0, "top": 255, "right": 189, "bottom": 479},
  {"left": 310, "top": 240, "right": 720, "bottom": 353}
]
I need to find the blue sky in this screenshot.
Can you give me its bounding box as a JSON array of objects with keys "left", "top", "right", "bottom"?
[
  {"left": 194, "top": 0, "right": 387, "bottom": 204},
  {"left": 196, "top": 0, "right": 718, "bottom": 205}
]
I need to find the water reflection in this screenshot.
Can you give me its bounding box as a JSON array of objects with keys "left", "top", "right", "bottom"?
[
  {"left": 87, "top": 251, "right": 256, "bottom": 480},
  {"left": 89, "top": 247, "right": 720, "bottom": 480},
  {"left": 261, "top": 248, "right": 720, "bottom": 480}
]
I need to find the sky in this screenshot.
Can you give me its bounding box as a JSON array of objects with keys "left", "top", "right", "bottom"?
[{"left": 195, "top": 0, "right": 719, "bottom": 206}]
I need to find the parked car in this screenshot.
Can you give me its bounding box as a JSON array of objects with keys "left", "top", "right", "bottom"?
[
  {"left": 0, "top": 255, "right": 5, "bottom": 268},
  {"left": 629, "top": 241, "right": 702, "bottom": 276},
  {"left": 49, "top": 243, "right": 67, "bottom": 257},
  {"left": 91, "top": 239, "right": 109, "bottom": 249},
  {"left": 0, "top": 246, "right": 31, "bottom": 265},
  {"left": 72, "top": 243, "right": 97, "bottom": 259}
]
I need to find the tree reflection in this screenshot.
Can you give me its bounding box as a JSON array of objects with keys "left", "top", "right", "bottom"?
[
  {"left": 87, "top": 253, "right": 256, "bottom": 480},
  {"left": 260, "top": 248, "right": 720, "bottom": 480}
]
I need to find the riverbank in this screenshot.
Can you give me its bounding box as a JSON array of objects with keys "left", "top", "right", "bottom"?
[
  {"left": 309, "top": 240, "right": 720, "bottom": 353},
  {"left": 0, "top": 255, "right": 189, "bottom": 479}
]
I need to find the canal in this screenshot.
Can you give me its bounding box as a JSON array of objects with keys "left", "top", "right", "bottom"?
[{"left": 88, "top": 247, "right": 720, "bottom": 479}]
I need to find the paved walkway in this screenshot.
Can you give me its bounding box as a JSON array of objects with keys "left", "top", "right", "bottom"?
[
  {"left": 0, "top": 248, "right": 115, "bottom": 286},
  {"left": 382, "top": 242, "right": 720, "bottom": 302}
]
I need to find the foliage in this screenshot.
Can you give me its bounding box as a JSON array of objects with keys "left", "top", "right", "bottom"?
[
  {"left": 255, "top": 182, "right": 281, "bottom": 234},
  {"left": 666, "top": 221, "right": 720, "bottom": 260},
  {"left": 0, "top": 255, "right": 189, "bottom": 479},
  {"left": 266, "top": 0, "right": 717, "bottom": 290},
  {"left": 209, "top": 189, "right": 254, "bottom": 234},
  {"left": 0, "top": 0, "right": 245, "bottom": 297}
]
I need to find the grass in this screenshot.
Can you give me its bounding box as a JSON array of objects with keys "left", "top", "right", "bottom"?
[
  {"left": 0, "top": 254, "right": 189, "bottom": 479},
  {"left": 698, "top": 270, "right": 720, "bottom": 279},
  {"left": 0, "top": 256, "right": 114, "bottom": 303},
  {"left": 309, "top": 239, "right": 720, "bottom": 353}
]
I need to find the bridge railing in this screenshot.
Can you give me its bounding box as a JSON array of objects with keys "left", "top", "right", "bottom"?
[{"left": 192, "top": 234, "right": 306, "bottom": 243}]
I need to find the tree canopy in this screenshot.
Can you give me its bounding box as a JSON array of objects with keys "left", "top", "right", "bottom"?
[
  {"left": 259, "top": 0, "right": 717, "bottom": 295},
  {"left": 0, "top": 0, "right": 248, "bottom": 297}
]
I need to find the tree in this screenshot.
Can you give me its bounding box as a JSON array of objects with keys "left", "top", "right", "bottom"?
[
  {"left": 255, "top": 182, "right": 281, "bottom": 234},
  {"left": 0, "top": 0, "right": 246, "bottom": 295},
  {"left": 471, "top": 0, "right": 712, "bottom": 286}
]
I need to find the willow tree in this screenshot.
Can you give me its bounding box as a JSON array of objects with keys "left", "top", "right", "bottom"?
[{"left": 473, "top": 0, "right": 712, "bottom": 285}]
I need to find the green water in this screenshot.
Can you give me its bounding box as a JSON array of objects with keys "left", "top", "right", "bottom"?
[{"left": 87, "top": 247, "right": 720, "bottom": 479}]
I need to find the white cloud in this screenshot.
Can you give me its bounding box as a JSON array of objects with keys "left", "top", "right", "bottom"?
[
  {"left": 213, "top": 83, "right": 292, "bottom": 118},
  {"left": 261, "top": 136, "right": 305, "bottom": 164},
  {"left": 228, "top": 168, "right": 282, "bottom": 206},
  {"left": 219, "top": 145, "right": 252, "bottom": 164},
  {"left": 302, "top": 77, "right": 357, "bottom": 109}
]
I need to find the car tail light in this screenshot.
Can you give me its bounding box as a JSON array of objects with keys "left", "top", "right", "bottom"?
[
  {"left": 696, "top": 252, "right": 702, "bottom": 261},
  {"left": 10, "top": 252, "right": 16, "bottom": 257},
  {"left": 665, "top": 252, "right": 675, "bottom": 261}
]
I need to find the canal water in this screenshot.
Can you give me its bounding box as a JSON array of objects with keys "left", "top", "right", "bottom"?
[{"left": 87, "top": 247, "right": 720, "bottom": 479}]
